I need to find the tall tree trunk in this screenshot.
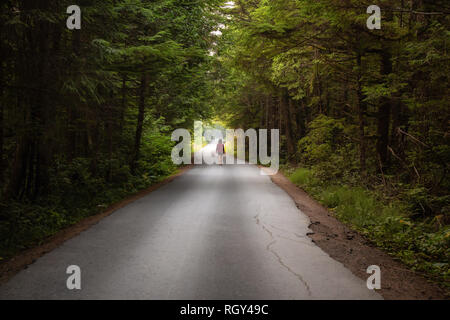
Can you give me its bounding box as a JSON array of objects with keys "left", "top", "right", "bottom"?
[
  {"left": 67, "top": 26, "right": 82, "bottom": 162},
  {"left": 278, "top": 96, "right": 282, "bottom": 132},
  {"left": 131, "top": 73, "right": 148, "bottom": 174},
  {"left": 33, "top": 4, "right": 52, "bottom": 198},
  {"left": 66, "top": 104, "right": 76, "bottom": 162},
  {"left": 6, "top": 137, "right": 29, "bottom": 199},
  {"left": 269, "top": 96, "right": 274, "bottom": 129},
  {"left": 314, "top": 48, "right": 324, "bottom": 114},
  {"left": 0, "top": 22, "right": 4, "bottom": 182},
  {"left": 107, "top": 91, "right": 114, "bottom": 182},
  {"left": 376, "top": 47, "right": 393, "bottom": 169},
  {"left": 6, "top": 0, "right": 52, "bottom": 199},
  {"left": 295, "top": 99, "right": 306, "bottom": 139},
  {"left": 259, "top": 97, "right": 265, "bottom": 129},
  {"left": 281, "top": 90, "right": 295, "bottom": 163},
  {"left": 356, "top": 53, "right": 367, "bottom": 175},
  {"left": 119, "top": 74, "right": 127, "bottom": 134},
  {"left": 289, "top": 97, "right": 298, "bottom": 140},
  {"left": 87, "top": 108, "right": 100, "bottom": 176}
]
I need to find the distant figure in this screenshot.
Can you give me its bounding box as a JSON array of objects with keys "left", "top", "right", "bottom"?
[{"left": 216, "top": 139, "right": 225, "bottom": 165}]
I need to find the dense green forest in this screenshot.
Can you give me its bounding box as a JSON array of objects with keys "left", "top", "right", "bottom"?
[
  {"left": 0, "top": 0, "right": 448, "bottom": 288},
  {"left": 0, "top": 0, "right": 222, "bottom": 258},
  {"left": 211, "top": 0, "right": 449, "bottom": 285}
]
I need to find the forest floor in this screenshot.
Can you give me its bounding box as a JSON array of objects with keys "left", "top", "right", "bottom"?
[{"left": 268, "top": 169, "right": 448, "bottom": 299}]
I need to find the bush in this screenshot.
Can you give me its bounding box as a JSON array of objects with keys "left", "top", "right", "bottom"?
[
  {"left": 285, "top": 166, "right": 450, "bottom": 287},
  {"left": 289, "top": 168, "right": 318, "bottom": 186},
  {"left": 296, "top": 115, "right": 358, "bottom": 181}
]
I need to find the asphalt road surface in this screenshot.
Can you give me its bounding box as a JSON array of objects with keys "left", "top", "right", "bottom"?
[{"left": 0, "top": 145, "right": 381, "bottom": 300}]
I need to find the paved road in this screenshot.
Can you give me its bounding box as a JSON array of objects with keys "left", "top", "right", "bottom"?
[{"left": 0, "top": 146, "right": 381, "bottom": 300}]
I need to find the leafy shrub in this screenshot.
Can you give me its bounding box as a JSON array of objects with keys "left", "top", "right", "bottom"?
[
  {"left": 289, "top": 168, "right": 318, "bottom": 187},
  {"left": 285, "top": 166, "right": 450, "bottom": 287},
  {"left": 297, "top": 115, "right": 357, "bottom": 180}
]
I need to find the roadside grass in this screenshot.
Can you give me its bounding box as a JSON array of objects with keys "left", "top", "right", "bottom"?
[{"left": 285, "top": 166, "right": 450, "bottom": 290}]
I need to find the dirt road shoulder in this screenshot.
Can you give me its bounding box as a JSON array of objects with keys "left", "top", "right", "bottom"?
[{"left": 267, "top": 168, "right": 447, "bottom": 300}]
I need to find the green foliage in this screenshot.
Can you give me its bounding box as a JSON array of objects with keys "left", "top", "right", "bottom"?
[
  {"left": 0, "top": 0, "right": 448, "bottom": 290},
  {"left": 286, "top": 167, "right": 450, "bottom": 287},
  {"left": 212, "top": 0, "right": 449, "bottom": 287},
  {"left": 0, "top": 0, "right": 224, "bottom": 259},
  {"left": 297, "top": 115, "right": 358, "bottom": 180},
  {"left": 289, "top": 168, "right": 319, "bottom": 187}
]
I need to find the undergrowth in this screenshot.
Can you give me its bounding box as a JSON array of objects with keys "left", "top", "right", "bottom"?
[{"left": 285, "top": 166, "right": 450, "bottom": 290}]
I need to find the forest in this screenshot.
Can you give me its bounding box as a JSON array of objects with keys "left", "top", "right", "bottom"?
[
  {"left": 0, "top": 0, "right": 449, "bottom": 290},
  {"left": 0, "top": 0, "right": 222, "bottom": 258},
  {"left": 212, "top": 0, "right": 449, "bottom": 287}
]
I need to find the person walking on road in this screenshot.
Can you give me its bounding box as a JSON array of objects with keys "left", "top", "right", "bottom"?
[{"left": 216, "top": 139, "right": 225, "bottom": 165}]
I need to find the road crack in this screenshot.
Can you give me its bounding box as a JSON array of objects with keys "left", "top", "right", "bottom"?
[
  {"left": 254, "top": 213, "right": 312, "bottom": 296},
  {"left": 266, "top": 240, "right": 312, "bottom": 296}
]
